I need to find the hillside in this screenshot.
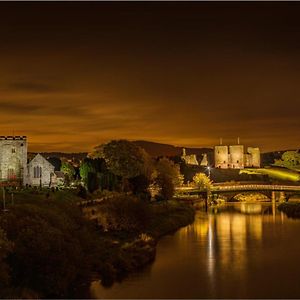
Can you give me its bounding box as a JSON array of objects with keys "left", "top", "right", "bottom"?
[{"left": 133, "top": 140, "right": 213, "bottom": 157}]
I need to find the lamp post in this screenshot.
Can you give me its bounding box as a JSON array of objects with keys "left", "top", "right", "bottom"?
[{"left": 207, "top": 166, "right": 211, "bottom": 178}]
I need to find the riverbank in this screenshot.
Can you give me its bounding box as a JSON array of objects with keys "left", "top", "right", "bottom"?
[
  {"left": 278, "top": 202, "right": 300, "bottom": 218},
  {"left": 0, "top": 190, "right": 195, "bottom": 298},
  {"left": 94, "top": 199, "right": 195, "bottom": 288}
]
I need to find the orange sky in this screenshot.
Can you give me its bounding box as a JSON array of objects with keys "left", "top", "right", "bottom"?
[{"left": 0, "top": 2, "right": 300, "bottom": 153}]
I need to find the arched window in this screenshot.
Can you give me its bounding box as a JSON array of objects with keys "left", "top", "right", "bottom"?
[
  {"left": 34, "top": 166, "right": 42, "bottom": 178},
  {"left": 7, "top": 168, "right": 15, "bottom": 179}
]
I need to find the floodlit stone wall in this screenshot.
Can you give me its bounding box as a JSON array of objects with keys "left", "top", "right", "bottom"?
[
  {"left": 25, "top": 153, "right": 55, "bottom": 187},
  {"left": 214, "top": 144, "right": 260, "bottom": 169},
  {"left": 247, "top": 147, "right": 260, "bottom": 167},
  {"left": 229, "top": 145, "right": 244, "bottom": 169},
  {"left": 0, "top": 136, "right": 27, "bottom": 182},
  {"left": 181, "top": 148, "right": 199, "bottom": 165},
  {"left": 215, "top": 145, "right": 229, "bottom": 168}
]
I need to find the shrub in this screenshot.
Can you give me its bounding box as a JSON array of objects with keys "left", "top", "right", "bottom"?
[{"left": 97, "top": 195, "right": 152, "bottom": 232}]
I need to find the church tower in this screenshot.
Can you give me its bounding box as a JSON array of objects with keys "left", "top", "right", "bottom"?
[{"left": 0, "top": 136, "right": 28, "bottom": 184}]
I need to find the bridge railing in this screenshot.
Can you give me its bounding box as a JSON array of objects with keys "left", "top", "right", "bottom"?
[{"left": 176, "top": 184, "right": 300, "bottom": 194}]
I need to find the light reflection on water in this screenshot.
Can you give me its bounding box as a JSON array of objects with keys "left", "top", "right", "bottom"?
[{"left": 91, "top": 203, "right": 300, "bottom": 299}]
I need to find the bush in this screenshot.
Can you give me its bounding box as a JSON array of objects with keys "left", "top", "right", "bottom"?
[
  {"left": 0, "top": 198, "right": 104, "bottom": 298},
  {"left": 97, "top": 195, "right": 152, "bottom": 232}
]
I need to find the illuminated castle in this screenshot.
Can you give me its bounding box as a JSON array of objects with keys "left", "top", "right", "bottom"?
[
  {"left": 214, "top": 138, "right": 260, "bottom": 169},
  {"left": 181, "top": 148, "right": 199, "bottom": 165}
]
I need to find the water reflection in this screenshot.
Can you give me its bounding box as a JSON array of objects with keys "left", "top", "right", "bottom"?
[{"left": 91, "top": 203, "right": 300, "bottom": 299}]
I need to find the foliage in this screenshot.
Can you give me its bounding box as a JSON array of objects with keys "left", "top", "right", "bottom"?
[
  {"left": 97, "top": 195, "right": 152, "bottom": 232},
  {"left": 0, "top": 228, "right": 13, "bottom": 294},
  {"left": 61, "top": 162, "right": 75, "bottom": 185},
  {"left": 92, "top": 140, "right": 153, "bottom": 180},
  {"left": 0, "top": 188, "right": 195, "bottom": 296},
  {"left": 146, "top": 201, "right": 195, "bottom": 238},
  {"left": 155, "top": 157, "right": 183, "bottom": 200},
  {"left": 129, "top": 174, "right": 151, "bottom": 200},
  {"left": 87, "top": 172, "right": 99, "bottom": 193},
  {"left": 274, "top": 151, "right": 300, "bottom": 169},
  {"left": 80, "top": 157, "right": 120, "bottom": 192},
  {"left": 79, "top": 158, "right": 95, "bottom": 187},
  {"left": 61, "top": 162, "right": 75, "bottom": 177},
  {"left": 0, "top": 198, "right": 105, "bottom": 298},
  {"left": 193, "top": 172, "right": 212, "bottom": 190}
]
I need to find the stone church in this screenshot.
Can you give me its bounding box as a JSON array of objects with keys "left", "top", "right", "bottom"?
[{"left": 0, "top": 136, "right": 63, "bottom": 187}]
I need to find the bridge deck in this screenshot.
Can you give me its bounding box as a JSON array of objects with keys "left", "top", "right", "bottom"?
[{"left": 177, "top": 184, "right": 300, "bottom": 194}]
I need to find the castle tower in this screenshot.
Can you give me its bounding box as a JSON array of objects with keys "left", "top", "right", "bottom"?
[
  {"left": 229, "top": 144, "right": 244, "bottom": 169},
  {"left": 0, "top": 136, "right": 28, "bottom": 184},
  {"left": 247, "top": 147, "right": 260, "bottom": 167},
  {"left": 214, "top": 145, "right": 229, "bottom": 168}
]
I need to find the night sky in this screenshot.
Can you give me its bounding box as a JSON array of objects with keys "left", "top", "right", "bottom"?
[{"left": 1, "top": 2, "right": 300, "bottom": 152}]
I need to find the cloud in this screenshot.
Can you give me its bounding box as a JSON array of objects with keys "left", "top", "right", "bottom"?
[
  {"left": 7, "top": 80, "right": 61, "bottom": 94},
  {"left": 0, "top": 101, "right": 42, "bottom": 113}
]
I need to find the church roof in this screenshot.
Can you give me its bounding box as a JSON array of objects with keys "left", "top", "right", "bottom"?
[{"left": 27, "top": 153, "right": 55, "bottom": 169}]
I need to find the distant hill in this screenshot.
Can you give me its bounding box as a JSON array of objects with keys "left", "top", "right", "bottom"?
[
  {"left": 133, "top": 140, "right": 213, "bottom": 157},
  {"left": 28, "top": 152, "right": 87, "bottom": 161}
]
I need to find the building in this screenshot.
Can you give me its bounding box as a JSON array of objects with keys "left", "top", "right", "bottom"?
[
  {"left": 215, "top": 139, "right": 260, "bottom": 169},
  {"left": 0, "top": 136, "right": 64, "bottom": 187},
  {"left": 181, "top": 148, "right": 199, "bottom": 165},
  {"left": 25, "top": 153, "right": 56, "bottom": 187},
  {"left": 200, "top": 153, "right": 208, "bottom": 166},
  {"left": 229, "top": 145, "right": 244, "bottom": 169},
  {"left": 214, "top": 145, "right": 229, "bottom": 169},
  {"left": 0, "top": 136, "right": 27, "bottom": 183}
]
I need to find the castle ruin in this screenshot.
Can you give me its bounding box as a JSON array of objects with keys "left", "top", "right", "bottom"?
[{"left": 214, "top": 139, "right": 260, "bottom": 169}]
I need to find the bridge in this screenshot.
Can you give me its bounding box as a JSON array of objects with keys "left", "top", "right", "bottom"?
[{"left": 177, "top": 183, "right": 300, "bottom": 202}]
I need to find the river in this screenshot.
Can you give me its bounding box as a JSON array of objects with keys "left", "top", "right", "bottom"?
[{"left": 90, "top": 202, "right": 300, "bottom": 298}]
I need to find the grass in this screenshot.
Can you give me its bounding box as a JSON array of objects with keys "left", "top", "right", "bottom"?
[{"left": 240, "top": 167, "right": 300, "bottom": 182}]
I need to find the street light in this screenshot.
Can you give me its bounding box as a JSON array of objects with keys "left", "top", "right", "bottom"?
[{"left": 207, "top": 166, "right": 211, "bottom": 178}]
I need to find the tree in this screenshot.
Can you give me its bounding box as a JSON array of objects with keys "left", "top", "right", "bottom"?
[
  {"left": 155, "top": 158, "right": 183, "bottom": 200},
  {"left": 193, "top": 172, "right": 212, "bottom": 190},
  {"left": 91, "top": 140, "right": 154, "bottom": 191},
  {"left": 274, "top": 151, "right": 300, "bottom": 169},
  {"left": 79, "top": 158, "right": 95, "bottom": 187},
  {"left": 0, "top": 200, "right": 103, "bottom": 298},
  {"left": 60, "top": 162, "right": 75, "bottom": 185}
]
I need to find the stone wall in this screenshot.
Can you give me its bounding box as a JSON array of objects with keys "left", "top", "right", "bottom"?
[
  {"left": 26, "top": 153, "right": 55, "bottom": 187},
  {"left": 247, "top": 147, "right": 260, "bottom": 167},
  {"left": 0, "top": 136, "right": 27, "bottom": 183},
  {"left": 229, "top": 145, "right": 244, "bottom": 168},
  {"left": 215, "top": 145, "right": 229, "bottom": 168}
]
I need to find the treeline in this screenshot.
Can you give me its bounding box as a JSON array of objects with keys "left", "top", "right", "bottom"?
[{"left": 78, "top": 140, "right": 183, "bottom": 201}]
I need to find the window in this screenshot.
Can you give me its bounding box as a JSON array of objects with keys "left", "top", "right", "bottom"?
[
  {"left": 12, "top": 148, "right": 16, "bottom": 153},
  {"left": 34, "top": 166, "right": 42, "bottom": 178},
  {"left": 7, "top": 168, "right": 15, "bottom": 179}
]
